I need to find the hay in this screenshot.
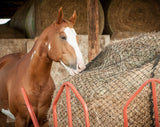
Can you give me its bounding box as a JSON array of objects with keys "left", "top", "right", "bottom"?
[
  {"left": 110, "top": 32, "right": 146, "bottom": 40},
  {"left": 0, "top": 25, "right": 25, "bottom": 39},
  {"left": 36, "top": 0, "right": 104, "bottom": 35},
  {"left": 86, "top": 32, "right": 160, "bottom": 71},
  {"left": 48, "top": 32, "right": 160, "bottom": 126},
  {"left": 0, "top": 39, "right": 28, "bottom": 58},
  {"left": 10, "top": 0, "right": 104, "bottom": 38},
  {"left": 106, "top": 0, "right": 160, "bottom": 39},
  {"left": 10, "top": 0, "right": 35, "bottom": 38}
]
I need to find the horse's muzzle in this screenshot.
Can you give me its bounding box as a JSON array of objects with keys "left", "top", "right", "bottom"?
[
  {"left": 69, "top": 63, "right": 77, "bottom": 70},
  {"left": 60, "top": 60, "right": 86, "bottom": 76},
  {"left": 69, "top": 62, "right": 86, "bottom": 76}
]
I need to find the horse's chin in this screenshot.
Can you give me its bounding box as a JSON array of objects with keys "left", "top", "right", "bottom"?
[
  {"left": 68, "top": 64, "right": 86, "bottom": 76},
  {"left": 68, "top": 69, "right": 81, "bottom": 76}
]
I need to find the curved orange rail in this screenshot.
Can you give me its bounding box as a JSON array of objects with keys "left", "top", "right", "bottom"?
[
  {"left": 52, "top": 82, "right": 90, "bottom": 127},
  {"left": 21, "top": 88, "right": 40, "bottom": 127},
  {"left": 21, "top": 82, "right": 89, "bottom": 127},
  {"left": 123, "top": 78, "right": 160, "bottom": 127}
]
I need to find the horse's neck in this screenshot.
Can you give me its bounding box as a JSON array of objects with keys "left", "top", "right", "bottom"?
[{"left": 26, "top": 39, "right": 52, "bottom": 83}]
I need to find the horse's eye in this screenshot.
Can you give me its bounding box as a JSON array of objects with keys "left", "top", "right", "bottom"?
[{"left": 60, "top": 36, "right": 67, "bottom": 40}]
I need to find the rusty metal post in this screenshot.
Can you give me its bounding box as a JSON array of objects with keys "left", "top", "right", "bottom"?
[{"left": 87, "top": 0, "right": 99, "bottom": 62}]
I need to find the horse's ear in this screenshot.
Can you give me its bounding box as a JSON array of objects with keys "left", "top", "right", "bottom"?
[
  {"left": 69, "top": 10, "right": 76, "bottom": 25},
  {"left": 56, "top": 7, "right": 63, "bottom": 24}
]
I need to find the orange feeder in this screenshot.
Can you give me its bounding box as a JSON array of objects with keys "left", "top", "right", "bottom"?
[
  {"left": 123, "top": 78, "right": 160, "bottom": 127},
  {"left": 52, "top": 82, "right": 90, "bottom": 127},
  {"left": 21, "top": 88, "right": 40, "bottom": 127},
  {"left": 21, "top": 82, "right": 90, "bottom": 127}
]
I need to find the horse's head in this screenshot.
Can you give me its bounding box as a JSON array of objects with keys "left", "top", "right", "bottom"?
[{"left": 41, "top": 7, "right": 85, "bottom": 75}]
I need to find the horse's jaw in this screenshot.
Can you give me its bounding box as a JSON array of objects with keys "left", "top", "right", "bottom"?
[{"left": 60, "top": 61, "right": 86, "bottom": 76}]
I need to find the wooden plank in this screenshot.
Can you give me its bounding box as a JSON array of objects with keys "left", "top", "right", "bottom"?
[{"left": 87, "top": 0, "right": 99, "bottom": 62}]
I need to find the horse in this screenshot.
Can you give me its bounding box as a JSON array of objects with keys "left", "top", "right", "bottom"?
[{"left": 0, "top": 7, "right": 85, "bottom": 127}]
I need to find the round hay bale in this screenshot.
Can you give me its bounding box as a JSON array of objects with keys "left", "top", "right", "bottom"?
[
  {"left": 10, "top": 0, "right": 35, "bottom": 38},
  {"left": 110, "top": 31, "right": 145, "bottom": 40},
  {"left": 10, "top": 0, "right": 104, "bottom": 38},
  {"left": 0, "top": 25, "right": 25, "bottom": 38},
  {"left": 106, "top": 0, "right": 160, "bottom": 38},
  {"left": 37, "top": 0, "right": 104, "bottom": 35},
  {"left": 48, "top": 32, "right": 160, "bottom": 126},
  {"left": 100, "top": 0, "right": 112, "bottom": 34}
]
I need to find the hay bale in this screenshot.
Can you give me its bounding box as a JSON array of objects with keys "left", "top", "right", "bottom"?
[
  {"left": 86, "top": 32, "right": 160, "bottom": 71},
  {"left": 10, "top": 0, "right": 104, "bottom": 38},
  {"left": 0, "top": 39, "right": 28, "bottom": 58},
  {"left": 110, "top": 31, "right": 146, "bottom": 40},
  {"left": 48, "top": 32, "right": 160, "bottom": 126},
  {"left": 10, "top": 0, "right": 35, "bottom": 38},
  {"left": 0, "top": 25, "right": 25, "bottom": 39},
  {"left": 36, "top": 0, "right": 104, "bottom": 35},
  {"left": 106, "top": 0, "right": 160, "bottom": 39}
]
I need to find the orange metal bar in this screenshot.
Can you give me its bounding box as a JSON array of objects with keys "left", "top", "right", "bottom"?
[
  {"left": 52, "top": 84, "right": 66, "bottom": 127},
  {"left": 21, "top": 88, "right": 40, "bottom": 127},
  {"left": 66, "top": 82, "right": 90, "bottom": 127},
  {"left": 151, "top": 81, "right": 160, "bottom": 127},
  {"left": 65, "top": 85, "right": 73, "bottom": 127},
  {"left": 123, "top": 78, "right": 160, "bottom": 127},
  {"left": 52, "top": 82, "right": 90, "bottom": 127}
]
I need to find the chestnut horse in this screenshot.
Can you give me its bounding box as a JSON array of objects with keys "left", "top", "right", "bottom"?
[{"left": 0, "top": 8, "right": 85, "bottom": 127}]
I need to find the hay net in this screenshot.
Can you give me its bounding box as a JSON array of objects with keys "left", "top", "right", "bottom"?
[{"left": 48, "top": 32, "right": 160, "bottom": 127}]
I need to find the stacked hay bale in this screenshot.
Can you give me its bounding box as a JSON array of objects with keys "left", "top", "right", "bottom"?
[
  {"left": 36, "top": 0, "right": 104, "bottom": 35},
  {"left": 0, "top": 39, "right": 32, "bottom": 58},
  {"left": 48, "top": 32, "right": 160, "bottom": 126},
  {"left": 10, "top": 0, "right": 35, "bottom": 38},
  {"left": 0, "top": 24, "right": 25, "bottom": 38},
  {"left": 10, "top": 0, "right": 104, "bottom": 38},
  {"left": 103, "top": 0, "right": 160, "bottom": 39}
]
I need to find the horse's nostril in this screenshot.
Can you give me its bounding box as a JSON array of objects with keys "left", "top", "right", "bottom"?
[
  {"left": 78, "top": 65, "right": 81, "bottom": 70},
  {"left": 78, "top": 63, "right": 86, "bottom": 70},
  {"left": 78, "top": 64, "right": 82, "bottom": 70}
]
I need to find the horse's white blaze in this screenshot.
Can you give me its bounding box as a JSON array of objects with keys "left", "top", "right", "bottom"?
[
  {"left": 1, "top": 109, "right": 15, "bottom": 120},
  {"left": 31, "top": 51, "right": 36, "bottom": 60},
  {"left": 64, "top": 27, "right": 84, "bottom": 66},
  {"left": 48, "top": 43, "right": 51, "bottom": 51}
]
